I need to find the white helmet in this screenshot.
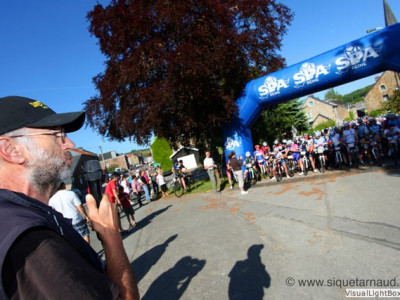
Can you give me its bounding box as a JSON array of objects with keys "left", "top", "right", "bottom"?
[
  {"left": 274, "top": 139, "right": 279, "bottom": 144},
  {"left": 245, "top": 151, "right": 251, "bottom": 157},
  {"left": 263, "top": 141, "right": 267, "bottom": 146},
  {"left": 315, "top": 131, "right": 321, "bottom": 137},
  {"left": 286, "top": 140, "right": 292, "bottom": 145},
  {"left": 282, "top": 139, "right": 287, "bottom": 144}
]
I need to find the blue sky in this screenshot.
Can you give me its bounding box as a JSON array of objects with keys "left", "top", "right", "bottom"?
[{"left": 0, "top": 0, "right": 398, "bottom": 154}]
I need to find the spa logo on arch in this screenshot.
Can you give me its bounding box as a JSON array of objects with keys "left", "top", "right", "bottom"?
[
  {"left": 293, "top": 62, "right": 331, "bottom": 88},
  {"left": 224, "top": 133, "right": 242, "bottom": 151},
  {"left": 335, "top": 44, "right": 382, "bottom": 74},
  {"left": 258, "top": 76, "right": 289, "bottom": 99}
]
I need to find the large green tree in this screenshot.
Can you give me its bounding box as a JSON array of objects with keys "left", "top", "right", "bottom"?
[
  {"left": 85, "top": 0, "right": 293, "bottom": 147},
  {"left": 252, "top": 100, "right": 309, "bottom": 145}
]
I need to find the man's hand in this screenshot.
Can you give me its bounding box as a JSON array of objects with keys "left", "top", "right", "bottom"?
[
  {"left": 86, "top": 194, "right": 140, "bottom": 300},
  {"left": 86, "top": 194, "right": 119, "bottom": 239}
]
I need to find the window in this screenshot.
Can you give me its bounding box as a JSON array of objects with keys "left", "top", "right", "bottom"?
[
  {"left": 379, "top": 84, "right": 387, "bottom": 92},
  {"left": 306, "top": 111, "right": 312, "bottom": 119},
  {"left": 382, "top": 94, "right": 389, "bottom": 102},
  {"left": 308, "top": 100, "right": 314, "bottom": 107}
]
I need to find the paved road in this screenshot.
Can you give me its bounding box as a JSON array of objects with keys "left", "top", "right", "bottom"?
[{"left": 91, "top": 166, "right": 400, "bottom": 299}]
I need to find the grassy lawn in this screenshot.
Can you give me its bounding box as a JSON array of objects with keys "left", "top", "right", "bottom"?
[{"left": 167, "top": 177, "right": 229, "bottom": 196}]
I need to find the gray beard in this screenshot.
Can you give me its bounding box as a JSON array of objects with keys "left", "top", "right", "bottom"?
[{"left": 26, "top": 148, "right": 70, "bottom": 198}]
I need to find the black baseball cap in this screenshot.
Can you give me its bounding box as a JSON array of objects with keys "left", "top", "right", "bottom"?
[{"left": 0, "top": 96, "right": 85, "bottom": 135}]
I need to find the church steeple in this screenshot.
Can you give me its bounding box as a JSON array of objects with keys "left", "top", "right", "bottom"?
[{"left": 383, "top": 0, "right": 398, "bottom": 26}]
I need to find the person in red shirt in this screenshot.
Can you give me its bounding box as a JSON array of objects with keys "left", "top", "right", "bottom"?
[
  {"left": 104, "top": 172, "right": 124, "bottom": 234},
  {"left": 117, "top": 186, "right": 137, "bottom": 230}
]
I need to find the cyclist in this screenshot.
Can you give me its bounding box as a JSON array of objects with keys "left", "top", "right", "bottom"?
[
  {"left": 342, "top": 122, "right": 359, "bottom": 167},
  {"left": 286, "top": 139, "right": 304, "bottom": 175},
  {"left": 357, "top": 119, "right": 371, "bottom": 164},
  {"left": 171, "top": 160, "right": 187, "bottom": 190},
  {"left": 368, "top": 118, "right": 383, "bottom": 156},
  {"left": 330, "top": 127, "right": 347, "bottom": 165},
  {"left": 254, "top": 144, "right": 266, "bottom": 177},
  {"left": 243, "top": 151, "right": 258, "bottom": 182},
  {"left": 304, "top": 134, "right": 318, "bottom": 172},
  {"left": 270, "top": 147, "right": 290, "bottom": 180},
  {"left": 261, "top": 141, "right": 270, "bottom": 154},
  {"left": 313, "top": 131, "right": 327, "bottom": 169},
  {"left": 273, "top": 139, "right": 282, "bottom": 151},
  {"left": 383, "top": 123, "right": 400, "bottom": 157}
]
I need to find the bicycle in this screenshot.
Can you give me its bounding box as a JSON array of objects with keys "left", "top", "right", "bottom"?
[
  {"left": 369, "top": 135, "right": 382, "bottom": 166},
  {"left": 245, "top": 165, "right": 258, "bottom": 185},
  {"left": 184, "top": 173, "right": 197, "bottom": 192},
  {"left": 387, "top": 136, "right": 399, "bottom": 165},
  {"left": 346, "top": 142, "right": 359, "bottom": 168},
  {"left": 169, "top": 176, "right": 184, "bottom": 198},
  {"left": 316, "top": 148, "right": 326, "bottom": 173},
  {"left": 300, "top": 149, "right": 310, "bottom": 175},
  {"left": 332, "top": 141, "right": 344, "bottom": 169},
  {"left": 272, "top": 158, "right": 283, "bottom": 182}
]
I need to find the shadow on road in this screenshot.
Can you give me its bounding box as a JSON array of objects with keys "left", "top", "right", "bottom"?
[
  {"left": 131, "top": 234, "right": 178, "bottom": 283},
  {"left": 95, "top": 206, "right": 174, "bottom": 256},
  {"left": 228, "top": 244, "right": 271, "bottom": 300},
  {"left": 123, "top": 205, "right": 173, "bottom": 239},
  {"left": 142, "top": 256, "right": 206, "bottom": 300},
  {"left": 380, "top": 164, "right": 400, "bottom": 177}
]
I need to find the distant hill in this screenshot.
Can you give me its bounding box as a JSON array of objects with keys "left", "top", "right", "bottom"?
[{"left": 341, "top": 84, "right": 374, "bottom": 104}]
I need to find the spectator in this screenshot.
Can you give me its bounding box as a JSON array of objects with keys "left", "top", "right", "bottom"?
[
  {"left": 148, "top": 165, "right": 159, "bottom": 196},
  {"left": 228, "top": 152, "right": 247, "bottom": 194},
  {"left": 138, "top": 170, "right": 151, "bottom": 203},
  {"left": 104, "top": 172, "right": 125, "bottom": 234},
  {"left": 156, "top": 167, "right": 169, "bottom": 198},
  {"left": 131, "top": 174, "right": 144, "bottom": 207},
  {"left": 204, "top": 151, "right": 220, "bottom": 193},
  {"left": 117, "top": 186, "right": 137, "bottom": 230},
  {"left": 49, "top": 182, "right": 90, "bottom": 244}
]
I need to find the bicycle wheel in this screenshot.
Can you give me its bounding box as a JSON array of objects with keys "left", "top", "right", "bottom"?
[
  {"left": 276, "top": 168, "right": 282, "bottom": 182},
  {"left": 185, "top": 177, "right": 191, "bottom": 192},
  {"left": 319, "top": 155, "right": 325, "bottom": 173},
  {"left": 352, "top": 151, "right": 359, "bottom": 168},
  {"left": 174, "top": 181, "right": 183, "bottom": 198}
]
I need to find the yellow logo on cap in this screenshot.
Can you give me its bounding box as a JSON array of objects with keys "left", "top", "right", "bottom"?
[{"left": 29, "top": 101, "right": 49, "bottom": 109}]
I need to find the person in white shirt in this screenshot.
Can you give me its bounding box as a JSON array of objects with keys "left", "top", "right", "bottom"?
[
  {"left": 156, "top": 167, "right": 169, "bottom": 198},
  {"left": 203, "top": 151, "right": 219, "bottom": 193},
  {"left": 49, "top": 182, "right": 90, "bottom": 243}
]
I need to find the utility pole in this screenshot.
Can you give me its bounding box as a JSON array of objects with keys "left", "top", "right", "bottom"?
[{"left": 99, "top": 145, "right": 106, "bottom": 170}]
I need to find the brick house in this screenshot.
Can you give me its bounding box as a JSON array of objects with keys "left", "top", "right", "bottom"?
[
  {"left": 99, "top": 151, "right": 140, "bottom": 172},
  {"left": 300, "top": 95, "right": 351, "bottom": 127},
  {"left": 364, "top": 71, "right": 400, "bottom": 112}
]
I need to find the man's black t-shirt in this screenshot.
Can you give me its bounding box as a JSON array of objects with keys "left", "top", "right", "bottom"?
[{"left": 3, "top": 228, "right": 119, "bottom": 299}]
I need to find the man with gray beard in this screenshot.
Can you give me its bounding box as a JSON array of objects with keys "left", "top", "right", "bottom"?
[{"left": 0, "top": 96, "right": 139, "bottom": 299}]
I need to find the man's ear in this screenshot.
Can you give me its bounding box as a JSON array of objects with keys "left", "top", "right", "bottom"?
[{"left": 0, "top": 137, "right": 27, "bottom": 164}]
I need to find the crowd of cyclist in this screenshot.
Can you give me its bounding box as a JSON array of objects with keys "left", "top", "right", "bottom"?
[{"left": 226, "top": 114, "right": 400, "bottom": 186}]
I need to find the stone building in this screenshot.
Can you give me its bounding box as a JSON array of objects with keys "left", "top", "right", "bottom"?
[
  {"left": 99, "top": 152, "right": 139, "bottom": 172},
  {"left": 364, "top": 71, "right": 400, "bottom": 112},
  {"left": 300, "top": 95, "right": 351, "bottom": 127}
]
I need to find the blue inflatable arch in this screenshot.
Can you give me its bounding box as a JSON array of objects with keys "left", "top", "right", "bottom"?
[{"left": 223, "top": 23, "right": 400, "bottom": 160}]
